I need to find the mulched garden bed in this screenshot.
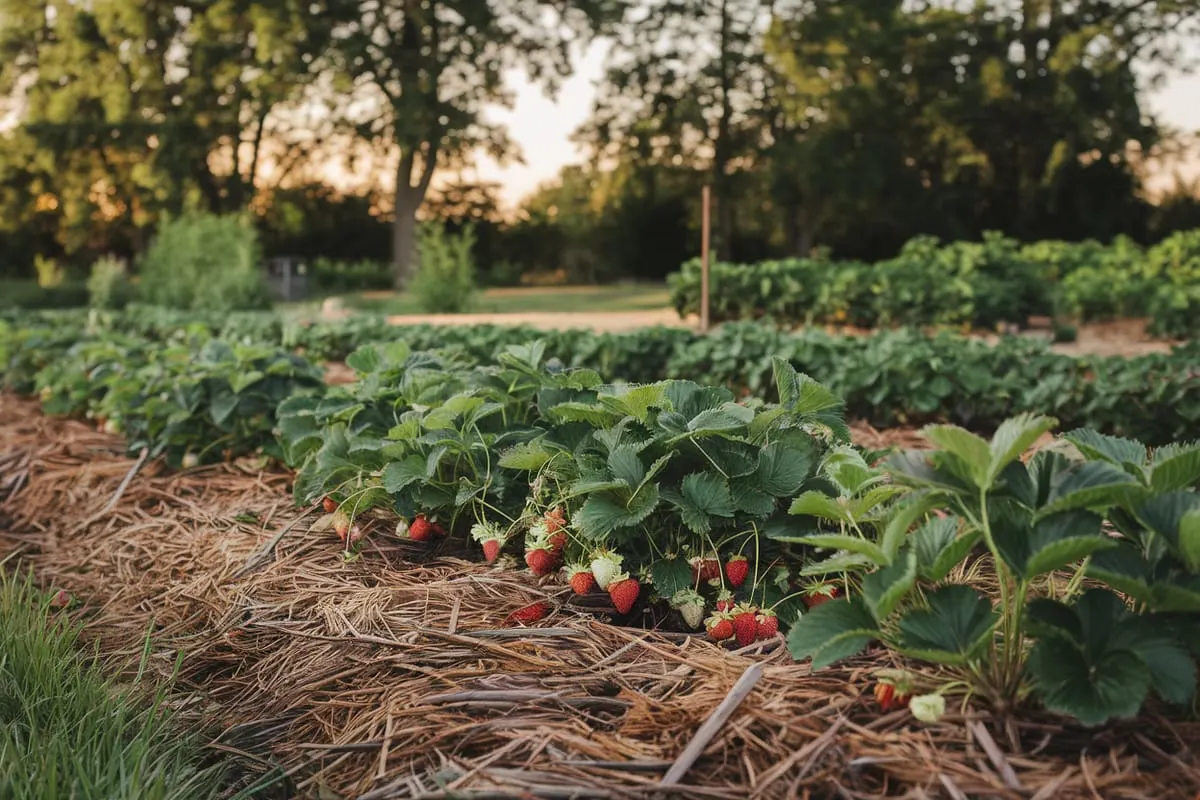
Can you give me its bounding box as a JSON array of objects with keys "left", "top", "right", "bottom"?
[{"left": 2, "top": 393, "right": 1198, "bottom": 799}]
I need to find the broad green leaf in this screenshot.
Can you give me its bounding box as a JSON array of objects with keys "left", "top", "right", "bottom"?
[
  {"left": 897, "top": 585, "right": 997, "bottom": 666},
  {"left": 676, "top": 472, "right": 735, "bottom": 534},
  {"left": 849, "top": 485, "right": 908, "bottom": 521},
  {"left": 1150, "top": 577, "right": 1200, "bottom": 613},
  {"left": 1120, "top": 628, "right": 1197, "bottom": 705},
  {"left": 210, "top": 391, "right": 239, "bottom": 426},
  {"left": 1150, "top": 442, "right": 1200, "bottom": 492},
  {"left": 423, "top": 394, "right": 485, "bottom": 431},
  {"left": 756, "top": 441, "right": 813, "bottom": 497},
  {"left": 608, "top": 444, "right": 647, "bottom": 487},
  {"left": 574, "top": 484, "right": 660, "bottom": 539},
  {"left": 799, "top": 552, "right": 876, "bottom": 576},
  {"left": 922, "top": 425, "right": 990, "bottom": 487},
  {"left": 498, "top": 440, "right": 554, "bottom": 471},
  {"left": 1035, "top": 461, "right": 1145, "bottom": 519},
  {"left": 913, "top": 515, "right": 980, "bottom": 582},
  {"left": 789, "top": 491, "right": 851, "bottom": 524},
  {"left": 547, "top": 401, "right": 621, "bottom": 426},
  {"left": 730, "top": 479, "right": 775, "bottom": 517},
  {"left": 686, "top": 402, "right": 755, "bottom": 435},
  {"left": 692, "top": 437, "right": 759, "bottom": 478},
  {"left": 785, "top": 598, "right": 879, "bottom": 669},
  {"left": 862, "top": 549, "right": 917, "bottom": 622},
  {"left": 1027, "top": 638, "right": 1149, "bottom": 727},
  {"left": 879, "top": 495, "right": 934, "bottom": 562},
  {"left": 773, "top": 533, "right": 887, "bottom": 565},
  {"left": 649, "top": 557, "right": 692, "bottom": 597},
  {"left": 602, "top": 383, "right": 667, "bottom": 422},
  {"left": 885, "top": 451, "right": 972, "bottom": 493},
  {"left": 345, "top": 346, "right": 382, "bottom": 374},
  {"left": 387, "top": 416, "right": 421, "bottom": 442},
  {"left": 821, "top": 446, "right": 878, "bottom": 495},
  {"left": 1179, "top": 511, "right": 1200, "bottom": 572},
  {"left": 1087, "top": 546, "right": 1153, "bottom": 603},
  {"left": 1137, "top": 492, "right": 1200, "bottom": 560},
  {"left": 993, "top": 510, "right": 1112, "bottom": 580},
  {"left": 381, "top": 455, "right": 429, "bottom": 493},
  {"left": 987, "top": 413, "right": 1057, "bottom": 484},
  {"left": 1064, "top": 428, "right": 1147, "bottom": 468}
]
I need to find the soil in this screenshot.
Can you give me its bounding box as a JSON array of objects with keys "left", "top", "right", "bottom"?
[
  {"left": 3, "top": 395, "right": 1199, "bottom": 799},
  {"left": 375, "top": 311, "right": 1175, "bottom": 358}
]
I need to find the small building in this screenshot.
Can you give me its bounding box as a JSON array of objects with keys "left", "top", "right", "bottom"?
[{"left": 264, "top": 256, "right": 309, "bottom": 302}]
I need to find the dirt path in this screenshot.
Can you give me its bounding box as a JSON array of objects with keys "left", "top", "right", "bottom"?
[
  {"left": 375, "top": 311, "right": 1175, "bottom": 357},
  {"left": 385, "top": 308, "right": 695, "bottom": 332}
]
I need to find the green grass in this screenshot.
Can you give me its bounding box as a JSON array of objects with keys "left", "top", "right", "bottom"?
[
  {"left": 0, "top": 567, "right": 249, "bottom": 800},
  {"left": 328, "top": 282, "right": 671, "bottom": 315}
]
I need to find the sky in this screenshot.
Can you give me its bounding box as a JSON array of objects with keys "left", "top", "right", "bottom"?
[{"left": 470, "top": 41, "right": 1200, "bottom": 209}]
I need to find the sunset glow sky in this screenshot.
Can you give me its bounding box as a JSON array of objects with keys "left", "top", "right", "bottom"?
[{"left": 469, "top": 41, "right": 1200, "bottom": 208}]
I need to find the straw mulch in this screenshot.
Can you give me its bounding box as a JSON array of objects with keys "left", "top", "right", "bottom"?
[{"left": 2, "top": 393, "right": 1199, "bottom": 800}]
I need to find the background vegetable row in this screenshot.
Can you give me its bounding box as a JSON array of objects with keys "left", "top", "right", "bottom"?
[{"left": 669, "top": 229, "right": 1200, "bottom": 337}]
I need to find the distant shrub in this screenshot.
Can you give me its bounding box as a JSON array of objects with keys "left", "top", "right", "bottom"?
[
  {"left": 139, "top": 213, "right": 270, "bottom": 311},
  {"left": 86, "top": 256, "right": 133, "bottom": 309},
  {"left": 1143, "top": 229, "right": 1200, "bottom": 339},
  {"left": 410, "top": 224, "right": 477, "bottom": 313},
  {"left": 310, "top": 257, "right": 393, "bottom": 294},
  {"left": 34, "top": 255, "right": 65, "bottom": 288}
]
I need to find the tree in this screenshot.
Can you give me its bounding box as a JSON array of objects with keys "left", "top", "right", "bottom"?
[
  {"left": 0, "top": 0, "right": 328, "bottom": 259},
  {"left": 764, "top": 0, "right": 1200, "bottom": 250},
  {"left": 323, "top": 0, "right": 615, "bottom": 288},
  {"left": 578, "top": 0, "right": 777, "bottom": 261}
]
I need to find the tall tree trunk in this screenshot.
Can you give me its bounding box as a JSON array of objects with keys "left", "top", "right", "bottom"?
[
  {"left": 392, "top": 142, "right": 439, "bottom": 290},
  {"left": 392, "top": 184, "right": 420, "bottom": 290}
]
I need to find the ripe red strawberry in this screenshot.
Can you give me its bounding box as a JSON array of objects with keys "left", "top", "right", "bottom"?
[
  {"left": 732, "top": 609, "right": 759, "bottom": 647},
  {"left": 482, "top": 539, "right": 502, "bottom": 562},
  {"left": 706, "top": 614, "right": 734, "bottom": 642},
  {"left": 507, "top": 601, "right": 549, "bottom": 625},
  {"left": 332, "top": 509, "right": 352, "bottom": 541},
  {"left": 874, "top": 682, "right": 911, "bottom": 711},
  {"left": 548, "top": 530, "right": 567, "bottom": 551},
  {"left": 322, "top": 496, "right": 338, "bottom": 513},
  {"left": 408, "top": 514, "right": 435, "bottom": 542},
  {"left": 756, "top": 610, "right": 779, "bottom": 639},
  {"left": 568, "top": 569, "right": 596, "bottom": 595},
  {"left": 691, "top": 556, "right": 721, "bottom": 582},
  {"left": 725, "top": 555, "right": 749, "bottom": 588},
  {"left": 525, "top": 547, "right": 558, "bottom": 576},
  {"left": 804, "top": 584, "right": 842, "bottom": 609},
  {"left": 608, "top": 577, "right": 640, "bottom": 614}
]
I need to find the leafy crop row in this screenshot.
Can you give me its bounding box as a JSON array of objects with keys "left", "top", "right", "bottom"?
[
  {"left": 4, "top": 310, "right": 1198, "bottom": 446},
  {"left": 787, "top": 417, "right": 1200, "bottom": 726},
  {"left": 0, "top": 317, "right": 323, "bottom": 466},
  {"left": 669, "top": 230, "right": 1200, "bottom": 337}
]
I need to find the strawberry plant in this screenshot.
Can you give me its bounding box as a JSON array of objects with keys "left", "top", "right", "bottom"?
[{"left": 786, "top": 415, "right": 1200, "bottom": 726}]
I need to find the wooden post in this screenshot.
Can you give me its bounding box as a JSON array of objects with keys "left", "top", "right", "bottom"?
[{"left": 700, "top": 185, "right": 711, "bottom": 333}]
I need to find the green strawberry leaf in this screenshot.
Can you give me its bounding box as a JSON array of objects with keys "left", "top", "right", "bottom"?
[{"left": 786, "top": 597, "right": 879, "bottom": 669}]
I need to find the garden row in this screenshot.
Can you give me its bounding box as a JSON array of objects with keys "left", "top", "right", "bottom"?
[
  {"left": 2, "top": 313, "right": 1198, "bottom": 729},
  {"left": 670, "top": 229, "right": 1200, "bottom": 337},
  {"left": 4, "top": 308, "right": 1199, "bottom": 446}
]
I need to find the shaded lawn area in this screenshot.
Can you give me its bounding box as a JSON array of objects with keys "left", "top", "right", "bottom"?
[
  {"left": 0, "top": 568, "right": 267, "bottom": 800},
  {"left": 329, "top": 283, "right": 672, "bottom": 315}
]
